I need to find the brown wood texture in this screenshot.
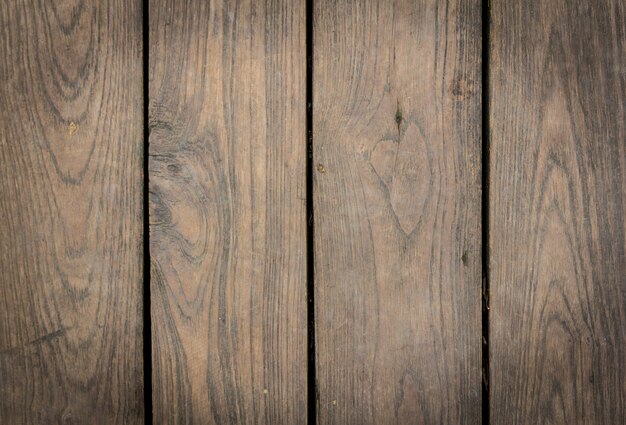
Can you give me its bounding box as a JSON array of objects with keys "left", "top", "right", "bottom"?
[
  {"left": 313, "top": 1, "right": 483, "bottom": 423},
  {"left": 148, "top": 0, "right": 307, "bottom": 423},
  {"left": 0, "top": 0, "right": 144, "bottom": 423},
  {"left": 489, "top": 0, "right": 626, "bottom": 423}
]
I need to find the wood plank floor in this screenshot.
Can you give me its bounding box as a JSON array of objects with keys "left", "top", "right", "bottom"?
[
  {"left": 148, "top": 0, "right": 307, "bottom": 423},
  {"left": 312, "top": 1, "right": 482, "bottom": 423},
  {"left": 0, "top": 0, "right": 144, "bottom": 423},
  {"left": 489, "top": 0, "right": 626, "bottom": 423},
  {"left": 0, "top": 0, "right": 624, "bottom": 424}
]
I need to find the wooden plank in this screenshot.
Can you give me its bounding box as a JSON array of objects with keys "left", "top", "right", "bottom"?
[
  {"left": 149, "top": 0, "right": 307, "bottom": 423},
  {"left": 0, "top": 0, "right": 144, "bottom": 423},
  {"left": 490, "top": 0, "right": 626, "bottom": 423},
  {"left": 313, "top": 1, "right": 483, "bottom": 423}
]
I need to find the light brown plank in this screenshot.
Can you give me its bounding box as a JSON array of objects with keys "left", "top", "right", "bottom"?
[
  {"left": 313, "top": 1, "right": 483, "bottom": 423},
  {"left": 149, "top": 0, "right": 307, "bottom": 423},
  {"left": 490, "top": 0, "right": 626, "bottom": 423},
  {"left": 0, "top": 0, "right": 144, "bottom": 423}
]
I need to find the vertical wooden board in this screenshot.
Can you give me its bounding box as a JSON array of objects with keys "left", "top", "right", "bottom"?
[
  {"left": 313, "top": 1, "right": 482, "bottom": 423},
  {"left": 490, "top": 0, "right": 626, "bottom": 423},
  {"left": 149, "top": 0, "right": 307, "bottom": 423},
  {"left": 0, "top": 0, "right": 144, "bottom": 423}
]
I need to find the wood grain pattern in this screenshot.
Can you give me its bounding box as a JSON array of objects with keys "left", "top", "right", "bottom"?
[
  {"left": 490, "top": 0, "right": 626, "bottom": 423},
  {"left": 149, "top": 0, "right": 307, "bottom": 423},
  {"left": 313, "top": 1, "right": 482, "bottom": 423},
  {"left": 0, "top": 0, "right": 144, "bottom": 423}
]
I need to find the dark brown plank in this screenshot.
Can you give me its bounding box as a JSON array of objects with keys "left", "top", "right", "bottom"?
[
  {"left": 149, "top": 0, "right": 307, "bottom": 423},
  {"left": 313, "top": 1, "right": 483, "bottom": 423},
  {"left": 490, "top": 0, "right": 626, "bottom": 423},
  {"left": 0, "top": 0, "right": 144, "bottom": 423}
]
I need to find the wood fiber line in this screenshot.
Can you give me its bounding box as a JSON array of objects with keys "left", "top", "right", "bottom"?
[
  {"left": 0, "top": 0, "right": 144, "bottom": 423},
  {"left": 490, "top": 0, "right": 626, "bottom": 423},
  {"left": 313, "top": 1, "right": 483, "bottom": 423},
  {"left": 149, "top": 0, "right": 307, "bottom": 423}
]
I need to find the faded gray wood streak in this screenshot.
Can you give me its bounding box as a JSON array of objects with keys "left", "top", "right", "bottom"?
[
  {"left": 313, "top": 1, "right": 483, "bottom": 423},
  {"left": 490, "top": 0, "right": 626, "bottom": 423},
  {"left": 0, "top": 0, "right": 144, "bottom": 423},
  {"left": 149, "top": 0, "right": 307, "bottom": 423}
]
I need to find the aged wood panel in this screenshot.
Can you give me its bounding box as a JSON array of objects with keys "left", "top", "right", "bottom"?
[
  {"left": 490, "top": 0, "right": 626, "bottom": 423},
  {"left": 313, "top": 1, "right": 483, "bottom": 423},
  {"left": 0, "top": 0, "right": 144, "bottom": 423},
  {"left": 149, "top": 0, "right": 307, "bottom": 423}
]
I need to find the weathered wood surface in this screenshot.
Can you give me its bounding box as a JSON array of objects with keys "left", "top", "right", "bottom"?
[
  {"left": 313, "top": 1, "right": 483, "bottom": 423},
  {"left": 149, "top": 0, "right": 307, "bottom": 423},
  {"left": 0, "top": 0, "right": 144, "bottom": 423},
  {"left": 489, "top": 0, "right": 626, "bottom": 423}
]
